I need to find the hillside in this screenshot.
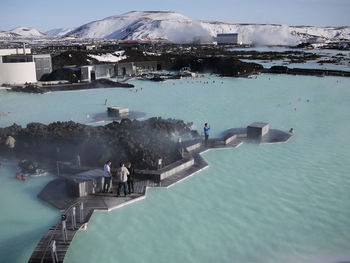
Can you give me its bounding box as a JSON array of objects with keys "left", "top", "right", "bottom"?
[
  {"left": 64, "top": 11, "right": 350, "bottom": 45},
  {"left": 2, "top": 11, "right": 349, "bottom": 45}
]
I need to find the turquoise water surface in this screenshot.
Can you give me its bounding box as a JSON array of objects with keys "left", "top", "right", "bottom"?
[
  {"left": 0, "top": 161, "right": 59, "bottom": 262},
  {"left": 1, "top": 73, "right": 350, "bottom": 263}
]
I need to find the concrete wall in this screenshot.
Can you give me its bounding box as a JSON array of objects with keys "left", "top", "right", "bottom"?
[
  {"left": 33, "top": 54, "right": 52, "bottom": 80},
  {"left": 211, "top": 134, "right": 237, "bottom": 146},
  {"left": 115, "top": 61, "right": 160, "bottom": 76},
  {"left": 81, "top": 66, "right": 93, "bottom": 82},
  {"left": 159, "top": 158, "right": 194, "bottom": 180},
  {"left": 95, "top": 64, "right": 115, "bottom": 79},
  {"left": 0, "top": 61, "right": 37, "bottom": 84},
  {"left": 0, "top": 48, "right": 31, "bottom": 56},
  {"left": 116, "top": 62, "right": 135, "bottom": 76},
  {"left": 134, "top": 61, "right": 159, "bottom": 73},
  {"left": 247, "top": 123, "right": 269, "bottom": 139},
  {"left": 81, "top": 64, "right": 115, "bottom": 82},
  {"left": 185, "top": 141, "right": 202, "bottom": 152},
  {"left": 136, "top": 157, "right": 195, "bottom": 181},
  {"left": 217, "top": 34, "right": 239, "bottom": 45},
  {"left": 66, "top": 169, "right": 104, "bottom": 197}
]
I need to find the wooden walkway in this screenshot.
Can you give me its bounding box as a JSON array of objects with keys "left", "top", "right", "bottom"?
[
  {"left": 29, "top": 130, "right": 281, "bottom": 263},
  {"left": 28, "top": 223, "right": 83, "bottom": 263},
  {"left": 28, "top": 180, "right": 158, "bottom": 263}
]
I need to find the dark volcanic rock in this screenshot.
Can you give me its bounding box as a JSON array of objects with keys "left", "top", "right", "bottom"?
[
  {"left": 171, "top": 56, "right": 263, "bottom": 77},
  {"left": 266, "top": 65, "right": 350, "bottom": 77},
  {"left": 40, "top": 68, "right": 81, "bottom": 82},
  {"left": 11, "top": 84, "right": 45, "bottom": 94},
  {"left": 269, "top": 66, "right": 289, "bottom": 73},
  {"left": 0, "top": 118, "right": 198, "bottom": 170},
  {"left": 52, "top": 51, "right": 98, "bottom": 70},
  {"left": 9, "top": 79, "right": 134, "bottom": 94},
  {"left": 96, "top": 79, "right": 134, "bottom": 88}
]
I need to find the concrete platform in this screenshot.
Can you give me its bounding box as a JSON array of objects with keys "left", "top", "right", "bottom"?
[
  {"left": 223, "top": 127, "right": 292, "bottom": 144},
  {"left": 30, "top": 123, "right": 291, "bottom": 263},
  {"left": 107, "top": 106, "right": 129, "bottom": 117}
]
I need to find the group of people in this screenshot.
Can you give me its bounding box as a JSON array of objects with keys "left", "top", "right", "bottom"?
[
  {"left": 102, "top": 123, "right": 211, "bottom": 197},
  {"left": 103, "top": 160, "right": 135, "bottom": 197}
]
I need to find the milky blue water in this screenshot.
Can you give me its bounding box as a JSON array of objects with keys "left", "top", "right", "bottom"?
[
  {"left": 238, "top": 47, "right": 350, "bottom": 71},
  {"left": 0, "top": 161, "right": 59, "bottom": 262},
  {"left": 241, "top": 59, "right": 350, "bottom": 71},
  {"left": 1, "top": 73, "right": 350, "bottom": 263}
]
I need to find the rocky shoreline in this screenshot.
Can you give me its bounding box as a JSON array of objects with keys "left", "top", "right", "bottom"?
[
  {"left": 6, "top": 79, "right": 134, "bottom": 94},
  {"left": 264, "top": 66, "right": 350, "bottom": 77},
  {"left": 3, "top": 46, "right": 349, "bottom": 94},
  {"left": 0, "top": 118, "right": 199, "bottom": 171}
]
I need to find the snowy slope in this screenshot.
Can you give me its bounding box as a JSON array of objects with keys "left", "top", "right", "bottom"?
[
  {"left": 68, "top": 11, "right": 199, "bottom": 40},
  {"left": 88, "top": 50, "right": 127, "bottom": 62},
  {"left": 45, "top": 27, "right": 76, "bottom": 37},
  {"left": 2, "top": 12, "right": 350, "bottom": 45},
  {"left": 10, "top": 26, "right": 46, "bottom": 37},
  {"left": 65, "top": 11, "right": 350, "bottom": 45},
  {"left": 0, "top": 30, "right": 20, "bottom": 39}
]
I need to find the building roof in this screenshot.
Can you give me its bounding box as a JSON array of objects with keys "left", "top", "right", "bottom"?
[{"left": 217, "top": 33, "right": 238, "bottom": 37}]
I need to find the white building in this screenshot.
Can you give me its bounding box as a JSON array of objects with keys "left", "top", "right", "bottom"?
[
  {"left": 80, "top": 64, "right": 115, "bottom": 82},
  {"left": 306, "top": 37, "right": 324, "bottom": 44},
  {"left": 0, "top": 48, "right": 52, "bottom": 85},
  {"left": 216, "top": 33, "right": 242, "bottom": 45},
  {"left": 0, "top": 48, "right": 31, "bottom": 56}
]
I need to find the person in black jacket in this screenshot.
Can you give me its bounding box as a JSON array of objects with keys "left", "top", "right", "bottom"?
[{"left": 126, "top": 162, "right": 135, "bottom": 194}]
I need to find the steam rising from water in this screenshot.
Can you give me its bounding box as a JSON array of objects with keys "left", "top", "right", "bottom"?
[
  {"left": 247, "top": 24, "right": 299, "bottom": 46},
  {"left": 160, "top": 20, "right": 212, "bottom": 44}
]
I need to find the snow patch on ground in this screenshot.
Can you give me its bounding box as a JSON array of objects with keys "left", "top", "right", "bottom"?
[
  {"left": 88, "top": 50, "right": 127, "bottom": 62},
  {"left": 143, "top": 51, "right": 161, "bottom": 56}
]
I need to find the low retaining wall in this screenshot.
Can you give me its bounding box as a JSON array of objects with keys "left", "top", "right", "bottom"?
[
  {"left": 184, "top": 140, "right": 202, "bottom": 152},
  {"left": 136, "top": 157, "right": 194, "bottom": 181},
  {"left": 211, "top": 133, "right": 237, "bottom": 146},
  {"left": 66, "top": 169, "right": 104, "bottom": 197}
]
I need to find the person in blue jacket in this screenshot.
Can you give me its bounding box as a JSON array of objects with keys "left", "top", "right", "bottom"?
[{"left": 204, "top": 123, "right": 210, "bottom": 146}]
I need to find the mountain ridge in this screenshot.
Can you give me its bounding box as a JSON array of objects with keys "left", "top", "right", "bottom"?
[{"left": 1, "top": 11, "right": 350, "bottom": 45}]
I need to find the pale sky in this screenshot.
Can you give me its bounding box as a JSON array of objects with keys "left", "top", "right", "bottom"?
[{"left": 0, "top": 0, "right": 349, "bottom": 32}]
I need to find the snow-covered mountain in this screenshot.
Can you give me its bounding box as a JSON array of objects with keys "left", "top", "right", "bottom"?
[
  {"left": 0, "top": 30, "right": 20, "bottom": 39},
  {"left": 45, "top": 27, "right": 76, "bottom": 37},
  {"left": 9, "top": 26, "right": 46, "bottom": 37},
  {"left": 64, "top": 11, "right": 350, "bottom": 45},
  {"left": 2, "top": 12, "right": 350, "bottom": 45}
]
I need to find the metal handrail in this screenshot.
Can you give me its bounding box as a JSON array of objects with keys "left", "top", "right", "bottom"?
[
  {"left": 39, "top": 223, "right": 60, "bottom": 263},
  {"left": 38, "top": 201, "right": 83, "bottom": 263}
]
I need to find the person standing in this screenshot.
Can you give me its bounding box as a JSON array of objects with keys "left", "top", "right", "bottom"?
[
  {"left": 126, "top": 162, "right": 135, "bottom": 194},
  {"left": 117, "top": 163, "right": 129, "bottom": 197},
  {"left": 103, "top": 160, "right": 112, "bottom": 193},
  {"left": 204, "top": 123, "right": 210, "bottom": 146}
]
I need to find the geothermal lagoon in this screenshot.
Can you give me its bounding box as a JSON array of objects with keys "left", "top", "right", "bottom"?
[{"left": 1, "top": 73, "right": 350, "bottom": 263}]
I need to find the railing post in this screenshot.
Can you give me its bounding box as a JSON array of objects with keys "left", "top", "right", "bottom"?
[
  {"left": 80, "top": 202, "right": 84, "bottom": 223},
  {"left": 61, "top": 214, "right": 68, "bottom": 243},
  {"left": 157, "top": 158, "right": 162, "bottom": 170},
  {"left": 49, "top": 240, "right": 58, "bottom": 263},
  {"left": 56, "top": 161, "right": 60, "bottom": 176},
  {"left": 92, "top": 179, "right": 96, "bottom": 194},
  {"left": 71, "top": 206, "right": 76, "bottom": 230}
]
